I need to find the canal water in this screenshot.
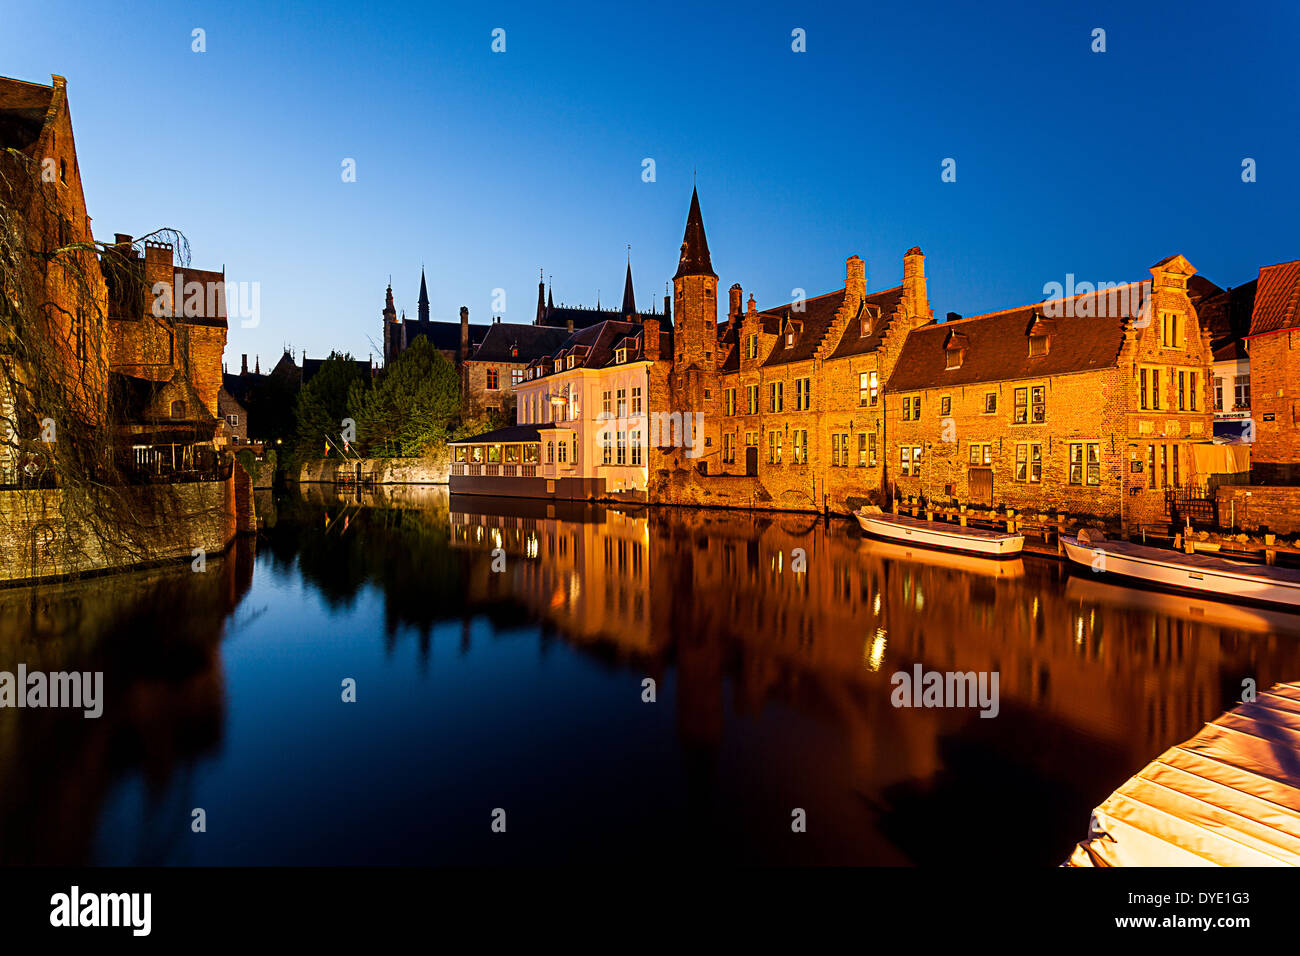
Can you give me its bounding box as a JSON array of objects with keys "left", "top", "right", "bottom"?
[{"left": 3, "top": 485, "right": 1298, "bottom": 866}]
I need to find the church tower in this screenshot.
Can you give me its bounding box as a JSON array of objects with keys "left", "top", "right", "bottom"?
[
  {"left": 417, "top": 268, "right": 430, "bottom": 323},
  {"left": 669, "top": 187, "right": 721, "bottom": 470},
  {"left": 382, "top": 280, "right": 401, "bottom": 364}
]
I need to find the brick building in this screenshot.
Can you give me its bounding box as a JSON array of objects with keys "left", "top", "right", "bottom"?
[
  {"left": 104, "top": 234, "right": 227, "bottom": 418},
  {"left": 887, "top": 255, "right": 1214, "bottom": 524},
  {"left": 0, "top": 73, "right": 110, "bottom": 482},
  {"left": 1243, "top": 260, "right": 1300, "bottom": 482},
  {"left": 651, "top": 187, "right": 932, "bottom": 514},
  {"left": 385, "top": 262, "right": 668, "bottom": 413}
]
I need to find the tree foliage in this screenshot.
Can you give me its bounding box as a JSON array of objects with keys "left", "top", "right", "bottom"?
[{"left": 350, "top": 337, "right": 460, "bottom": 457}]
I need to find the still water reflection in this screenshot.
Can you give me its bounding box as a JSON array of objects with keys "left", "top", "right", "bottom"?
[{"left": 3, "top": 485, "right": 1298, "bottom": 865}]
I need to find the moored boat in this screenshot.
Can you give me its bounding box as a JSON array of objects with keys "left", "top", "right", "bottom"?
[
  {"left": 853, "top": 508, "right": 1024, "bottom": 558},
  {"left": 1061, "top": 531, "right": 1300, "bottom": 610}
]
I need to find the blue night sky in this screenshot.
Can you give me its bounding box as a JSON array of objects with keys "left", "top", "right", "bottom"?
[{"left": 3, "top": 0, "right": 1297, "bottom": 368}]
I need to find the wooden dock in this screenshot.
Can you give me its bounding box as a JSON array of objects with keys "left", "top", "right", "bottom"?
[{"left": 1066, "top": 681, "right": 1300, "bottom": 866}]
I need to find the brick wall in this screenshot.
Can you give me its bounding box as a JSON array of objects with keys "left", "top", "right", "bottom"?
[
  {"left": 0, "top": 469, "right": 251, "bottom": 585},
  {"left": 1216, "top": 485, "right": 1300, "bottom": 535},
  {"left": 1247, "top": 330, "right": 1300, "bottom": 480}
]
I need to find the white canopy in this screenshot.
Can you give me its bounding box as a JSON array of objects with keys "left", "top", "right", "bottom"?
[{"left": 1067, "top": 682, "right": 1300, "bottom": 866}]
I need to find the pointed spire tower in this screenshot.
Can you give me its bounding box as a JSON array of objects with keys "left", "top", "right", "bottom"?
[
  {"left": 668, "top": 185, "right": 720, "bottom": 459},
  {"left": 536, "top": 268, "right": 546, "bottom": 324},
  {"left": 418, "top": 268, "right": 430, "bottom": 323},
  {"left": 621, "top": 250, "right": 638, "bottom": 322}
]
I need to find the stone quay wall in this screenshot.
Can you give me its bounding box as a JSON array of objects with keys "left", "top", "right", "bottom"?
[
  {"left": 295, "top": 453, "right": 450, "bottom": 486},
  {"left": 0, "top": 465, "right": 254, "bottom": 585}
]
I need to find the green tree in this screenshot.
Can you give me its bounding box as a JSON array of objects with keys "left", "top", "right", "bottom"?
[
  {"left": 352, "top": 337, "right": 460, "bottom": 456},
  {"left": 292, "top": 352, "right": 365, "bottom": 461}
]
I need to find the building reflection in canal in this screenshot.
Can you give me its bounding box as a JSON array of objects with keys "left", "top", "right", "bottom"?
[
  {"left": 3, "top": 481, "right": 1299, "bottom": 866},
  {"left": 442, "top": 486, "right": 1300, "bottom": 862},
  {"left": 0, "top": 540, "right": 254, "bottom": 864}
]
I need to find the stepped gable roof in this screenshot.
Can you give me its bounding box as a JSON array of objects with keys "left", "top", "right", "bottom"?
[
  {"left": 826, "top": 285, "right": 906, "bottom": 361},
  {"left": 471, "top": 323, "right": 572, "bottom": 363},
  {"left": 1247, "top": 260, "right": 1300, "bottom": 337},
  {"left": 759, "top": 289, "right": 847, "bottom": 368},
  {"left": 886, "top": 286, "right": 1141, "bottom": 391}
]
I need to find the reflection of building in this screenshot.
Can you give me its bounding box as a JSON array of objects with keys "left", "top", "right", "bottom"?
[{"left": 448, "top": 497, "right": 652, "bottom": 652}]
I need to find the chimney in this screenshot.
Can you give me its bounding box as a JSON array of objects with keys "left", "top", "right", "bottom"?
[
  {"left": 643, "top": 317, "right": 660, "bottom": 361},
  {"left": 846, "top": 256, "right": 866, "bottom": 301},
  {"left": 459, "top": 306, "right": 469, "bottom": 363},
  {"left": 566, "top": 318, "right": 574, "bottom": 332},
  {"left": 903, "top": 247, "right": 930, "bottom": 320},
  {"left": 241, "top": 353, "right": 248, "bottom": 375},
  {"left": 729, "top": 283, "right": 743, "bottom": 318}
]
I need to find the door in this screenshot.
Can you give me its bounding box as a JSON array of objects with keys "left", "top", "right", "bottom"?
[
  {"left": 969, "top": 467, "right": 993, "bottom": 507},
  {"left": 745, "top": 445, "right": 758, "bottom": 476}
]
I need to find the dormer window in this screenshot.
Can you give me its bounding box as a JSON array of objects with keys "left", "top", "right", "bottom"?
[
  {"left": 566, "top": 355, "right": 575, "bottom": 369},
  {"left": 860, "top": 316, "right": 872, "bottom": 338},
  {"left": 1026, "top": 314, "right": 1055, "bottom": 357},
  {"left": 943, "top": 330, "right": 969, "bottom": 370},
  {"left": 510, "top": 344, "right": 519, "bottom": 358},
  {"left": 615, "top": 347, "right": 627, "bottom": 364}
]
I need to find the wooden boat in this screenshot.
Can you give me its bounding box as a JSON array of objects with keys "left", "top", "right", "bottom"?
[
  {"left": 1062, "top": 532, "right": 1300, "bottom": 610},
  {"left": 853, "top": 508, "right": 1024, "bottom": 558}
]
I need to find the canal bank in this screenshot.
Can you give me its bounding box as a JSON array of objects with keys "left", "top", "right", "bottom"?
[{"left": 0, "top": 464, "right": 256, "bottom": 586}]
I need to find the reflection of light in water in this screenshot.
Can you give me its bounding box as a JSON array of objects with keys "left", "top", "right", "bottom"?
[
  {"left": 568, "top": 573, "right": 581, "bottom": 603},
  {"left": 475, "top": 526, "right": 483, "bottom": 543},
  {"left": 1032, "top": 596, "right": 1039, "bottom": 618},
  {"left": 865, "top": 628, "right": 887, "bottom": 671},
  {"left": 873, "top": 593, "right": 881, "bottom": 615},
  {"left": 493, "top": 530, "right": 502, "bottom": 549},
  {"left": 1075, "top": 617, "right": 1084, "bottom": 644},
  {"left": 915, "top": 586, "right": 924, "bottom": 611},
  {"left": 526, "top": 534, "right": 538, "bottom": 559}
]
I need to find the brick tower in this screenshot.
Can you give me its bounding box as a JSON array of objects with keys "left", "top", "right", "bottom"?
[{"left": 669, "top": 187, "right": 721, "bottom": 469}]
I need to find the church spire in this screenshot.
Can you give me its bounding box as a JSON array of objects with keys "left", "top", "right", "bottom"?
[
  {"left": 536, "top": 268, "right": 546, "bottom": 324},
  {"left": 674, "top": 186, "right": 716, "bottom": 279},
  {"left": 621, "top": 254, "right": 637, "bottom": 319},
  {"left": 383, "top": 280, "right": 396, "bottom": 323},
  {"left": 418, "top": 268, "right": 430, "bottom": 323}
]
